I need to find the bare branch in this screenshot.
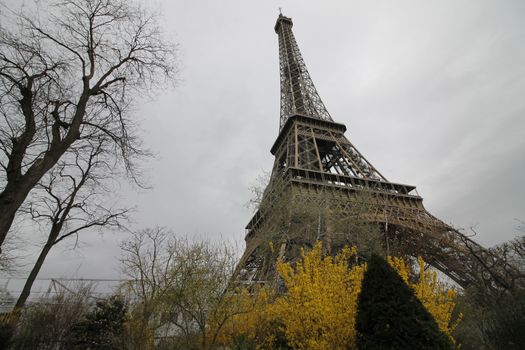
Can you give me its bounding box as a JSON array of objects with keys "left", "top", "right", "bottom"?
[{"left": 0, "top": 0, "right": 178, "bottom": 250}]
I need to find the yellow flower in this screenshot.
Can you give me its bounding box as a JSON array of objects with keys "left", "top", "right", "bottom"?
[{"left": 220, "top": 244, "right": 461, "bottom": 349}]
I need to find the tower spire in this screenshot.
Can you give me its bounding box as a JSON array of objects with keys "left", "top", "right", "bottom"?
[{"left": 275, "top": 14, "right": 332, "bottom": 130}]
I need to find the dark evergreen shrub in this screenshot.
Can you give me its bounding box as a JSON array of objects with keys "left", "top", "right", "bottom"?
[
  {"left": 64, "top": 295, "right": 127, "bottom": 350},
  {"left": 356, "top": 254, "right": 453, "bottom": 350}
]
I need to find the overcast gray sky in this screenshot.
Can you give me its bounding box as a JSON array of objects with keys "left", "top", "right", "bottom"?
[{"left": 3, "top": 0, "right": 525, "bottom": 295}]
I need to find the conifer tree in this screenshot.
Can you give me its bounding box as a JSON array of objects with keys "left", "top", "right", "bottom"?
[{"left": 356, "top": 254, "right": 453, "bottom": 350}]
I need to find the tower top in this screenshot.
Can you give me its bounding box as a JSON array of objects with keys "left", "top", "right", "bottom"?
[
  {"left": 274, "top": 14, "right": 333, "bottom": 129},
  {"left": 274, "top": 14, "right": 293, "bottom": 33}
]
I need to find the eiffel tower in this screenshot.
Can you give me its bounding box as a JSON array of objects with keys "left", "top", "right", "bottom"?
[{"left": 236, "top": 14, "right": 520, "bottom": 290}]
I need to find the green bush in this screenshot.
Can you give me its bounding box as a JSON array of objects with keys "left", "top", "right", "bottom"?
[{"left": 64, "top": 295, "right": 127, "bottom": 350}]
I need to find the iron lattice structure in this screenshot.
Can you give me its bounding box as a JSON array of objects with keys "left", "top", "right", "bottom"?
[
  {"left": 277, "top": 15, "right": 332, "bottom": 130},
  {"left": 236, "top": 15, "right": 522, "bottom": 291}
]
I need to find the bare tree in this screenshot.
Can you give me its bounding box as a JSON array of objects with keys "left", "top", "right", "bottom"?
[
  {"left": 509, "top": 220, "right": 525, "bottom": 270},
  {"left": 14, "top": 137, "right": 130, "bottom": 309},
  {"left": 120, "top": 227, "right": 178, "bottom": 325},
  {"left": 457, "top": 227, "right": 525, "bottom": 305},
  {"left": 453, "top": 227, "right": 525, "bottom": 349},
  {"left": 245, "top": 170, "right": 270, "bottom": 213},
  {"left": 161, "top": 240, "right": 242, "bottom": 349},
  {"left": 0, "top": 0, "right": 178, "bottom": 252},
  {"left": 120, "top": 228, "right": 245, "bottom": 350}
]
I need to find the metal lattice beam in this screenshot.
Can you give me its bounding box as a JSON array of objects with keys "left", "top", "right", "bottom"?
[{"left": 275, "top": 15, "right": 333, "bottom": 129}]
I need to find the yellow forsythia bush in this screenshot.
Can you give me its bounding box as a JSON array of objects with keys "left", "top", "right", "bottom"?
[
  {"left": 273, "top": 243, "right": 366, "bottom": 350},
  {"left": 215, "top": 287, "right": 276, "bottom": 347},
  {"left": 220, "top": 243, "right": 461, "bottom": 349}
]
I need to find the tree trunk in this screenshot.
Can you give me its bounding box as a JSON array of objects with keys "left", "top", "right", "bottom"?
[
  {"left": 0, "top": 211, "right": 16, "bottom": 254},
  {"left": 0, "top": 143, "right": 80, "bottom": 251},
  {"left": 0, "top": 93, "right": 88, "bottom": 252},
  {"left": 0, "top": 180, "right": 37, "bottom": 251},
  {"left": 14, "top": 236, "right": 56, "bottom": 309}
]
